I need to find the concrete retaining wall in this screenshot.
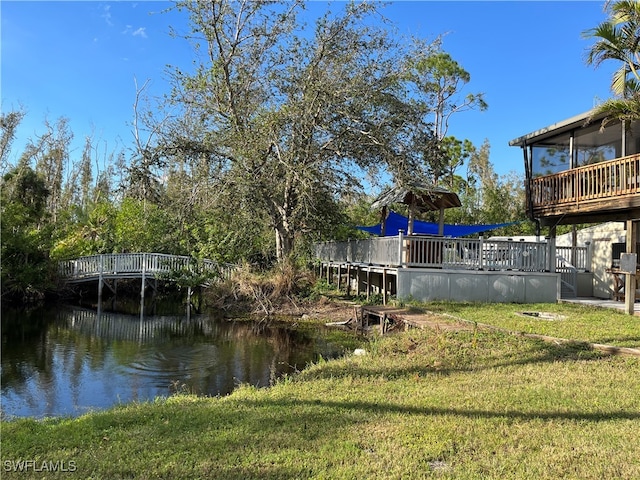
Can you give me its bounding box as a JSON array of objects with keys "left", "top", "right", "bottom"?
[{"left": 396, "top": 269, "right": 560, "bottom": 304}]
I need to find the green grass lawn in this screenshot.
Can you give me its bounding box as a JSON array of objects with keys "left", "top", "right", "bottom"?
[
  {"left": 2, "top": 302, "right": 640, "bottom": 479},
  {"left": 415, "top": 301, "right": 640, "bottom": 348}
]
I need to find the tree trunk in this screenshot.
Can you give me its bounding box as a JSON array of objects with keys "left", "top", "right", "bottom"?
[{"left": 274, "top": 223, "right": 294, "bottom": 262}]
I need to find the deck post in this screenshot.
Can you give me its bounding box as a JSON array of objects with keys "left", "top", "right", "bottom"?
[
  {"left": 547, "top": 226, "right": 557, "bottom": 273},
  {"left": 398, "top": 230, "right": 404, "bottom": 267},
  {"left": 625, "top": 220, "right": 637, "bottom": 315},
  {"left": 98, "top": 255, "right": 104, "bottom": 300},
  {"left": 346, "top": 263, "right": 351, "bottom": 296},
  {"left": 438, "top": 207, "right": 445, "bottom": 236},
  {"left": 141, "top": 253, "right": 146, "bottom": 303},
  {"left": 382, "top": 269, "right": 387, "bottom": 305},
  {"left": 366, "top": 267, "right": 371, "bottom": 300}
]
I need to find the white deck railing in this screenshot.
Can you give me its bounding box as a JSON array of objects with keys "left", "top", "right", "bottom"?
[
  {"left": 556, "top": 245, "right": 591, "bottom": 272},
  {"left": 315, "top": 233, "right": 590, "bottom": 272},
  {"left": 59, "top": 253, "right": 229, "bottom": 282}
]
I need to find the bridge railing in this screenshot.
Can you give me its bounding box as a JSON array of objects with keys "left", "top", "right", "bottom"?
[{"left": 59, "top": 253, "right": 229, "bottom": 282}]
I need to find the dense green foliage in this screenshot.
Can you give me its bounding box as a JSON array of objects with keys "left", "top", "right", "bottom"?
[
  {"left": 1, "top": 164, "right": 54, "bottom": 301},
  {"left": 1, "top": 1, "right": 540, "bottom": 302}
]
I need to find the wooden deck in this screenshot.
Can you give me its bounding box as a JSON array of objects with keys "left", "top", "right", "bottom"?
[
  {"left": 315, "top": 238, "right": 589, "bottom": 303},
  {"left": 315, "top": 235, "right": 566, "bottom": 271},
  {"left": 531, "top": 153, "right": 640, "bottom": 225}
]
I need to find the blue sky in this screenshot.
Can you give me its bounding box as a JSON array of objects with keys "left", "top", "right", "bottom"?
[{"left": 2, "top": 1, "right": 615, "bottom": 179}]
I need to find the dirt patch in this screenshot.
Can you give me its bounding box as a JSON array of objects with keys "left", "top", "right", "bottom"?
[
  {"left": 360, "top": 305, "right": 475, "bottom": 333},
  {"left": 276, "top": 299, "right": 475, "bottom": 332},
  {"left": 273, "top": 296, "right": 359, "bottom": 323}
]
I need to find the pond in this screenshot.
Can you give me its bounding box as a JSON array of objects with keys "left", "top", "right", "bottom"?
[{"left": 1, "top": 303, "right": 355, "bottom": 419}]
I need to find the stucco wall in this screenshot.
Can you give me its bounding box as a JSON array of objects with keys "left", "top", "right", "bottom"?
[
  {"left": 556, "top": 222, "right": 626, "bottom": 299},
  {"left": 396, "top": 269, "right": 559, "bottom": 304}
]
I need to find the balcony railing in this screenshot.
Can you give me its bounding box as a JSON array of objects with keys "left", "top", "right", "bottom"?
[
  {"left": 314, "top": 234, "right": 590, "bottom": 272},
  {"left": 531, "top": 153, "right": 640, "bottom": 211}
]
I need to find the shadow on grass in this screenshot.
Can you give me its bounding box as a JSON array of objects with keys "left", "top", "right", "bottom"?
[
  {"left": 301, "top": 330, "right": 614, "bottom": 384},
  {"left": 243, "top": 397, "right": 640, "bottom": 423},
  {"left": 5, "top": 368, "right": 639, "bottom": 480},
  {"left": 595, "top": 336, "right": 640, "bottom": 348}
]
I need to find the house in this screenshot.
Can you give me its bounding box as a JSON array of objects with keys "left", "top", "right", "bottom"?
[
  {"left": 510, "top": 110, "right": 640, "bottom": 313},
  {"left": 313, "top": 110, "right": 640, "bottom": 310},
  {"left": 509, "top": 109, "right": 640, "bottom": 226}
]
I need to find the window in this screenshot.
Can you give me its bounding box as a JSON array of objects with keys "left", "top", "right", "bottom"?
[
  {"left": 530, "top": 120, "right": 624, "bottom": 177},
  {"left": 573, "top": 121, "right": 620, "bottom": 166},
  {"left": 531, "top": 133, "right": 571, "bottom": 177}
]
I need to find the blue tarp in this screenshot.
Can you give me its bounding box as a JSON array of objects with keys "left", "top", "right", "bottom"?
[{"left": 357, "top": 211, "right": 517, "bottom": 237}]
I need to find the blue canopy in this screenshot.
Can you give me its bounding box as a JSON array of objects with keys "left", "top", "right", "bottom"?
[{"left": 357, "top": 211, "right": 517, "bottom": 237}]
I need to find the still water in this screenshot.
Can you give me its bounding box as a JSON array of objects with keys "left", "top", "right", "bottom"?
[{"left": 1, "top": 304, "right": 351, "bottom": 419}]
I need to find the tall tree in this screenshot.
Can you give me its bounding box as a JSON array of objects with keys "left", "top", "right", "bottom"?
[
  {"left": 79, "top": 136, "right": 94, "bottom": 210},
  {"left": 409, "top": 50, "right": 487, "bottom": 141},
  {"left": 404, "top": 46, "right": 487, "bottom": 190},
  {"left": 162, "top": 0, "right": 429, "bottom": 261},
  {"left": 584, "top": 0, "right": 640, "bottom": 125},
  {"left": 19, "top": 117, "right": 73, "bottom": 223},
  {"left": 122, "top": 78, "right": 166, "bottom": 206},
  {"left": 0, "top": 109, "right": 26, "bottom": 171}
]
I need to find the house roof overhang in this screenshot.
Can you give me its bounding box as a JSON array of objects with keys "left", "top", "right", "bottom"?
[{"left": 508, "top": 108, "right": 608, "bottom": 147}]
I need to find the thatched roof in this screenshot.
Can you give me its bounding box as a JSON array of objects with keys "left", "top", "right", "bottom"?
[{"left": 370, "top": 182, "right": 461, "bottom": 212}]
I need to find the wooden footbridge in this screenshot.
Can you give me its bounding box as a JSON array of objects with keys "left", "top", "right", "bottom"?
[{"left": 58, "top": 253, "right": 232, "bottom": 300}]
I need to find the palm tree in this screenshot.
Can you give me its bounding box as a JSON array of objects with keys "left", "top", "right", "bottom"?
[{"left": 584, "top": 0, "right": 640, "bottom": 125}]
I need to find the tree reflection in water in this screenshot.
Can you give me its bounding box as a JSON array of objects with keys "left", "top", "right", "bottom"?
[{"left": 1, "top": 305, "right": 349, "bottom": 419}]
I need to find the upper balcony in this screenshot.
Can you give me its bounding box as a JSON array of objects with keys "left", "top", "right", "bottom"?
[{"left": 510, "top": 110, "right": 640, "bottom": 227}]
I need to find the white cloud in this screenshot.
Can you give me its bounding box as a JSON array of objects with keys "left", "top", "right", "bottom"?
[
  {"left": 132, "top": 27, "right": 147, "bottom": 39},
  {"left": 122, "top": 25, "right": 147, "bottom": 39},
  {"left": 102, "top": 5, "right": 113, "bottom": 27}
]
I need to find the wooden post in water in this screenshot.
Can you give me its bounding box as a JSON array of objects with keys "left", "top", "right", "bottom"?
[{"left": 140, "top": 253, "right": 146, "bottom": 317}]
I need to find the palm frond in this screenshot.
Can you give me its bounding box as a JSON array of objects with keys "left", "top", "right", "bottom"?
[{"left": 590, "top": 95, "right": 640, "bottom": 128}]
